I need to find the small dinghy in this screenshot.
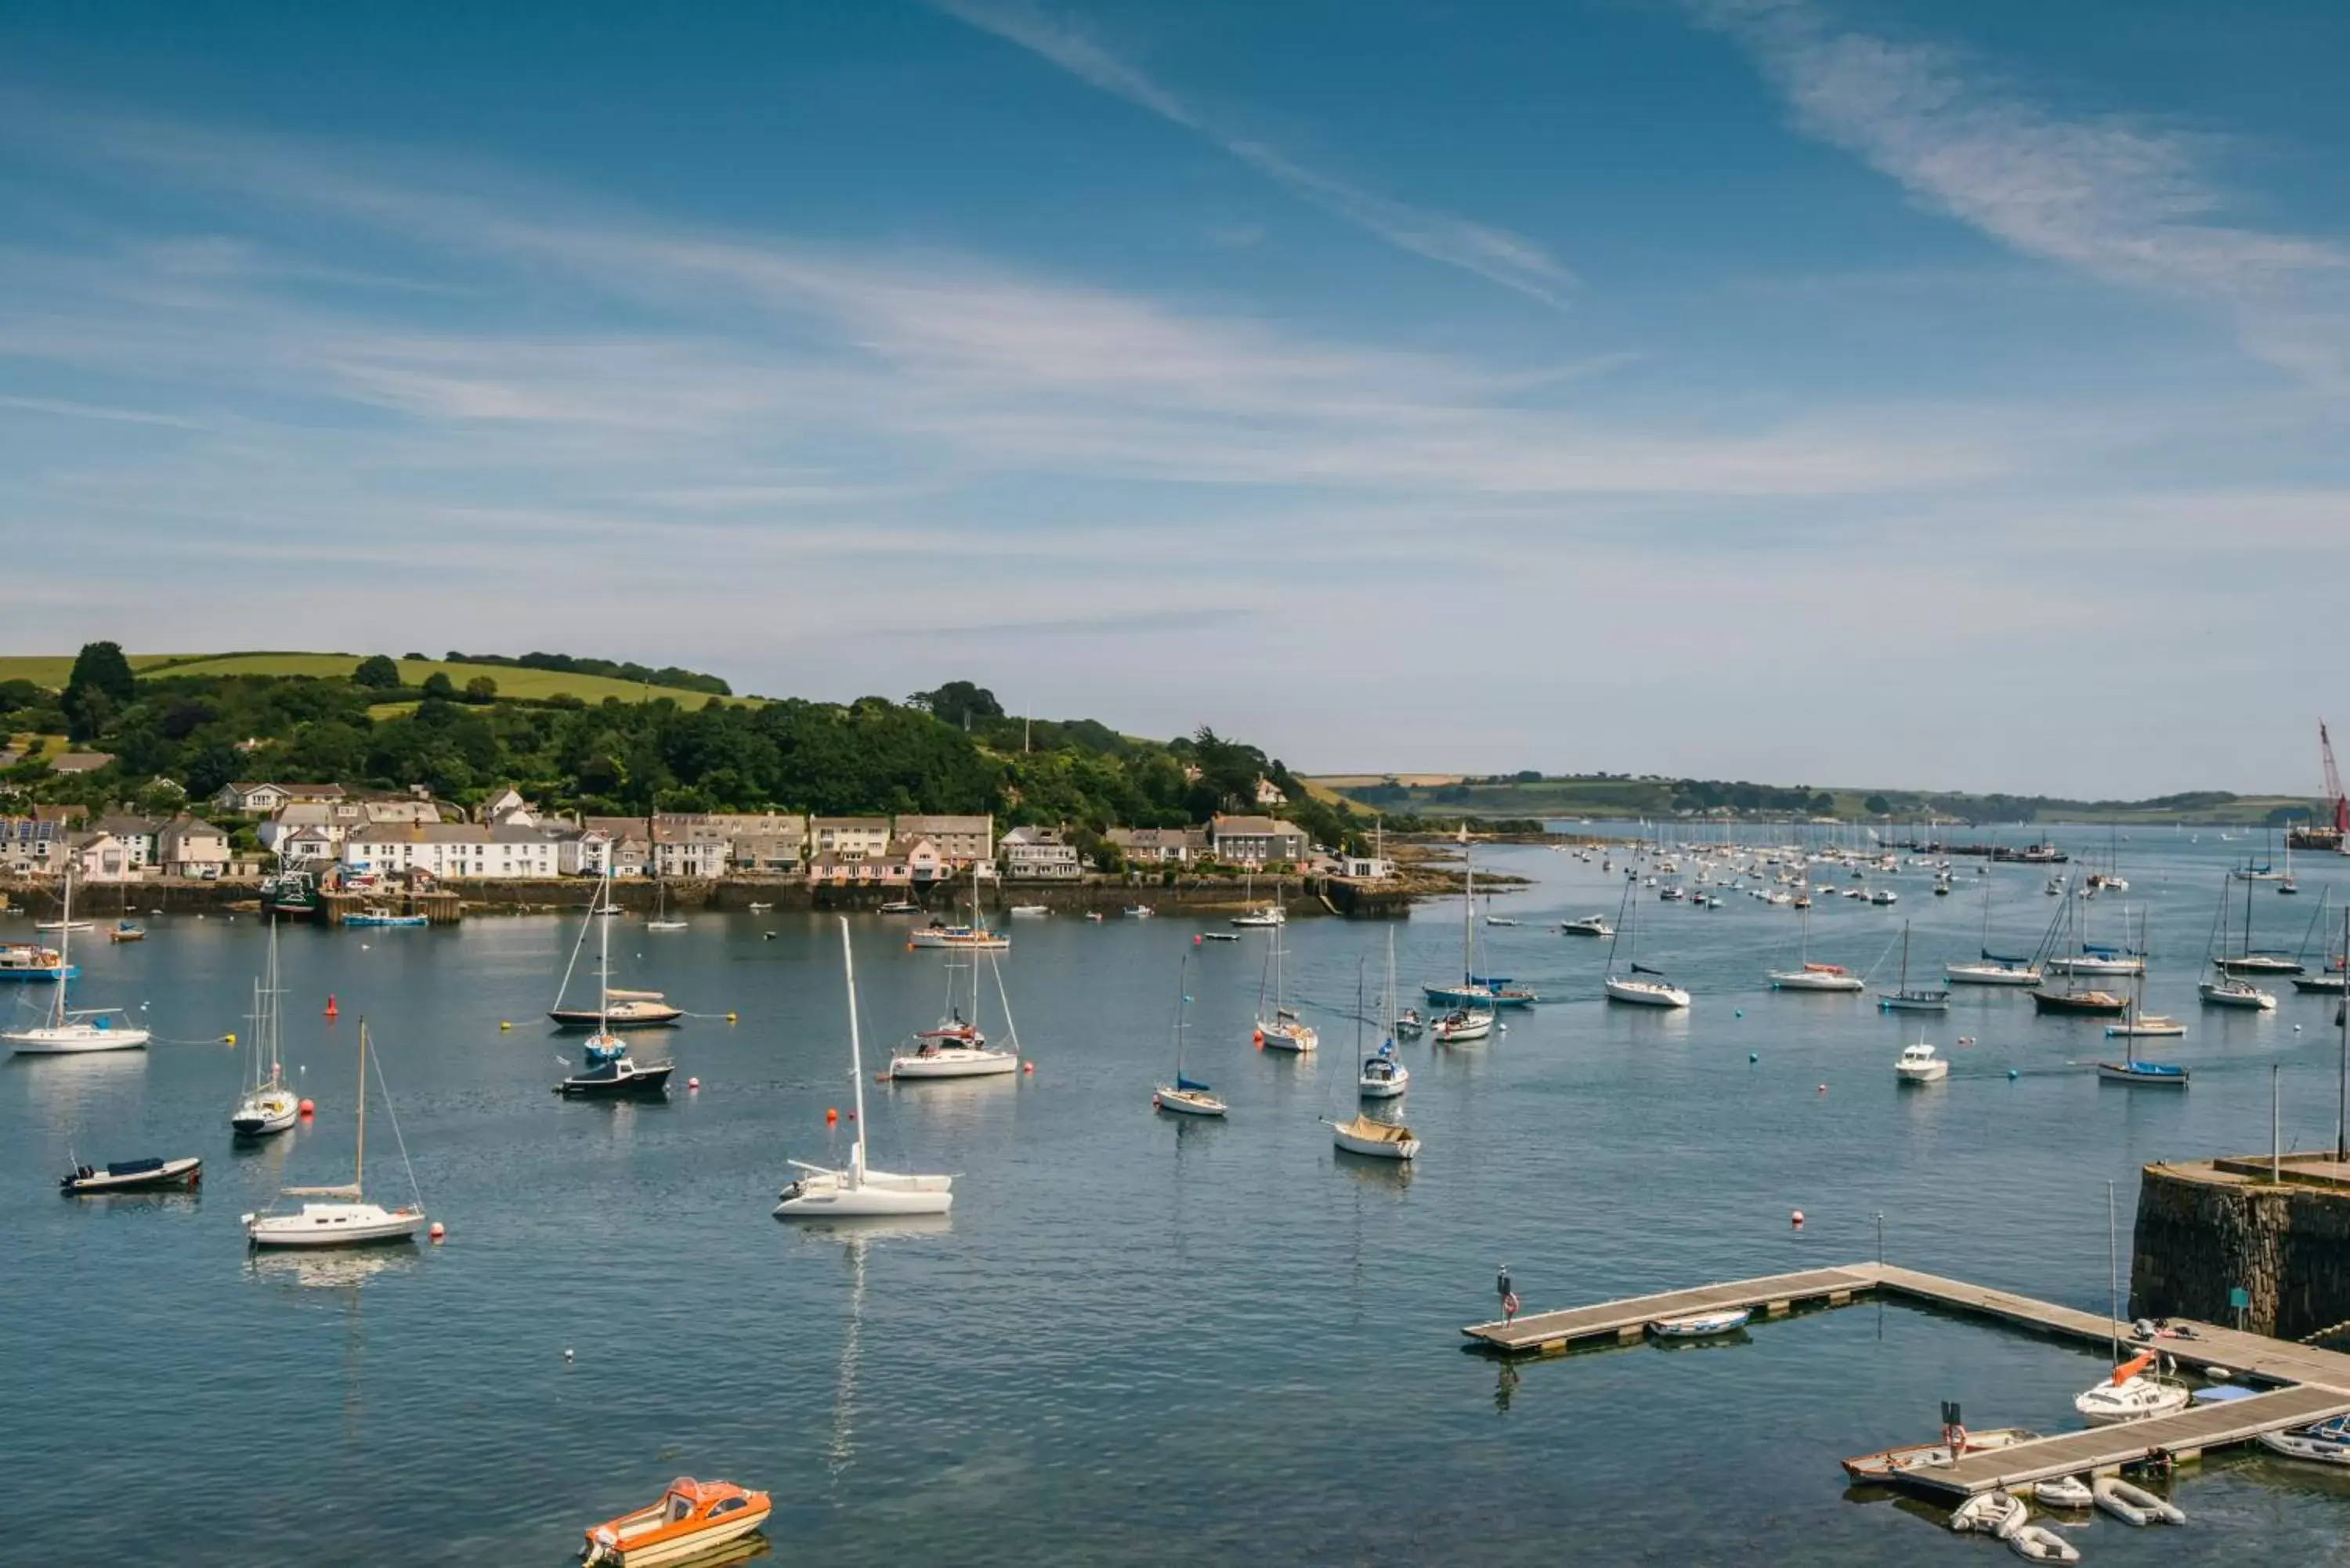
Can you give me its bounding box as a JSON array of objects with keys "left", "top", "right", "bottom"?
[
  {"left": 1650, "top": 1307, "right": 1750, "bottom": 1340},
  {"left": 2007, "top": 1524, "right": 2081, "bottom": 1564},
  {"left": 2030, "top": 1475, "right": 2093, "bottom": 1509},
  {"left": 1949, "top": 1489, "right": 2028, "bottom": 1537},
  {"left": 2259, "top": 1413, "right": 2350, "bottom": 1465},
  {"left": 2093, "top": 1475, "right": 2184, "bottom": 1526},
  {"left": 1328, "top": 1113, "right": 1419, "bottom": 1161},
  {"left": 1842, "top": 1426, "right": 2038, "bottom": 1483},
  {"left": 582, "top": 1476, "right": 771, "bottom": 1566},
  {"left": 60, "top": 1154, "right": 201, "bottom": 1194}
]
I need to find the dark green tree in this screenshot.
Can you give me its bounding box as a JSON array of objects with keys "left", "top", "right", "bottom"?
[
  {"left": 421, "top": 671, "right": 457, "bottom": 700},
  {"left": 463, "top": 675, "right": 498, "bottom": 703},
  {"left": 908, "top": 680, "right": 1004, "bottom": 732},
  {"left": 1864, "top": 794, "right": 1892, "bottom": 816},
  {"left": 62, "top": 640, "right": 137, "bottom": 741},
  {"left": 352, "top": 655, "right": 402, "bottom": 689}
]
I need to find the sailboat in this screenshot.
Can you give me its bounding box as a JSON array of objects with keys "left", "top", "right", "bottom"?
[
  {"left": 776, "top": 919, "right": 954, "bottom": 1217},
  {"left": 1328, "top": 965, "right": 1418, "bottom": 1159},
  {"left": 1604, "top": 877, "right": 1689, "bottom": 1007},
  {"left": 231, "top": 919, "right": 302, "bottom": 1136},
  {"left": 242, "top": 1020, "right": 428, "bottom": 1247},
  {"left": 1254, "top": 908, "right": 1318, "bottom": 1052},
  {"left": 2199, "top": 872, "right": 2280, "bottom": 1008},
  {"left": 2107, "top": 910, "right": 2186, "bottom": 1038},
  {"left": 554, "top": 865, "right": 677, "bottom": 1098},
  {"left": 1875, "top": 921, "right": 1951, "bottom": 1012},
  {"left": 2289, "top": 892, "right": 2345, "bottom": 994},
  {"left": 2031, "top": 891, "right": 2129, "bottom": 1016},
  {"left": 5, "top": 868, "right": 151, "bottom": 1054},
  {"left": 2074, "top": 1187, "right": 2189, "bottom": 1423},
  {"left": 1153, "top": 952, "right": 1226, "bottom": 1116},
  {"left": 1426, "top": 846, "right": 1532, "bottom": 1014},
  {"left": 1766, "top": 902, "right": 1864, "bottom": 992},
  {"left": 887, "top": 938, "right": 1020, "bottom": 1078},
  {"left": 2280, "top": 834, "right": 2300, "bottom": 895},
  {"left": 1946, "top": 874, "right": 2041, "bottom": 985},
  {"left": 2216, "top": 864, "right": 2303, "bottom": 975},
  {"left": 907, "top": 864, "right": 1010, "bottom": 950},
  {"left": 548, "top": 866, "right": 685, "bottom": 1029},
  {"left": 645, "top": 874, "right": 688, "bottom": 932},
  {"left": 1231, "top": 870, "right": 1283, "bottom": 927},
  {"left": 1359, "top": 932, "right": 1411, "bottom": 1099}
]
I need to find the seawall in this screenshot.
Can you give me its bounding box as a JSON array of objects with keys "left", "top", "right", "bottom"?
[{"left": 2131, "top": 1156, "right": 2350, "bottom": 1339}]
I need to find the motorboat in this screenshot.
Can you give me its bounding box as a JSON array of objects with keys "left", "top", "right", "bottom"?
[
  {"left": 1896, "top": 1041, "right": 1948, "bottom": 1083},
  {"left": 2098, "top": 1059, "right": 2189, "bottom": 1086},
  {"left": 1560, "top": 915, "right": 1613, "bottom": 938},
  {"left": 776, "top": 918, "right": 955, "bottom": 1219},
  {"left": 60, "top": 1155, "right": 201, "bottom": 1194},
  {"left": 2006, "top": 1525, "right": 2081, "bottom": 1563},
  {"left": 1648, "top": 1308, "right": 1748, "bottom": 1339},
  {"left": 877, "top": 899, "right": 922, "bottom": 915},
  {"left": 1432, "top": 1007, "right": 1491, "bottom": 1042},
  {"left": 1393, "top": 1008, "right": 1425, "bottom": 1039},
  {"left": 556, "top": 1038, "right": 675, "bottom": 1098},
  {"left": 2259, "top": 1414, "right": 2350, "bottom": 1465},
  {"left": 1840, "top": 1425, "right": 2039, "bottom": 1483},
  {"left": 5, "top": 869, "right": 149, "bottom": 1055},
  {"left": 2073, "top": 1351, "right": 2191, "bottom": 1425},
  {"left": 1121, "top": 905, "right": 1155, "bottom": 919},
  {"left": 582, "top": 1476, "right": 772, "bottom": 1567},
  {"left": 244, "top": 1021, "right": 428, "bottom": 1248},
  {"left": 2092, "top": 1474, "right": 2184, "bottom": 1525},
  {"left": 1948, "top": 1490, "right": 2027, "bottom": 1537},
  {"left": 2198, "top": 974, "right": 2276, "bottom": 1010},
  {"left": 342, "top": 908, "right": 428, "bottom": 927},
  {"left": 1358, "top": 1042, "right": 1409, "bottom": 1100},
  {"left": 1328, "top": 1112, "right": 1419, "bottom": 1161},
  {"left": 0, "top": 942, "right": 73, "bottom": 981},
  {"left": 1007, "top": 904, "right": 1049, "bottom": 919},
  {"left": 2030, "top": 1476, "right": 2093, "bottom": 1509},
  {"left": 1769, "top": 962, "right": 1864, "bottom": 993},
  {"left": 1867, "top": 887, "right": 1898, "bottom": 905}
]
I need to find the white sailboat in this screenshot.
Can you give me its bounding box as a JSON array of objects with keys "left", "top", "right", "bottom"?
[
  {"left": 231, "top": 919, "right": 301, "bottom": 1136},
  {"left": 5, "top": 868, "right": 151, "bottom": 1054},
  {"left": 644, "top": 873, "right": 688, "bottom": 932},
  {"left": 1329, "top": 963, "right": 1417, "bottom": 1158},
  {"left": 1358, "top": 933, "right": 1410, "bottom": 1099},
  {"left": 1766, "top": 902, "right": 1864, "bottom": 992},
  {"left": 1231, "top": 870, "right": 1284, "bottom": 927},
  {"left": 1604, "top": 879, "right": 1689, "bottom": 1008},
  {"left": 1946, "top": 874, "right": 2042, "bottom": 986},
  {"left": 887, "top": 936, "right": 1020, "bottom": 1079},
  {"left": 1153, "top": 952, "right": 1226, "bottom": 1116},
  {"left": 243, "top": 1020, "right": 428, "bottom": 1247},
  {"left": 1253, "top": 904, "right": 1318, "bottom": 1052},
  {"left": 776, "top": 919, "right": 955, "bottom": 1217},
  {"left": 2073, "top": 1184, "right": 2189, "bottom": 1425}
]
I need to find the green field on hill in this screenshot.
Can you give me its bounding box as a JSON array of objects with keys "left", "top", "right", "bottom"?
[{"left": 0, "top": 652, "right": 752, "bottom": 707}]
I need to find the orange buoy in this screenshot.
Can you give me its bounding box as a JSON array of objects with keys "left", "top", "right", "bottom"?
[
  {"left": 826, "top": 1107, "right": 839, "bottom": 1125},
  {"left": 1253, "top": 1028, "right": 1264, "bottom": 1049},
  {"left": 298, "top": 1098, "right": 315, "bottom": 1116},
  {"left": 1791, "top": 1209, "right": 1806, "bottom": 1228},
  {"left": 428, "top": 1222, "right": 446, "bottom": 1241},
  {"left": 324, "top": 995, "right": 338, "bottom": 1019}
]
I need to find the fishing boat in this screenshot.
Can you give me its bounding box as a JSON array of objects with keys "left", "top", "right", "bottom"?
[
  {"left": 1603, "top": 880, "right": 1689, "bottom": 1008},
  {"left": 1358, "top": 934, "right": 1410, "bottom": 1100},
  {"left": 243, "top": 1021, "right": 428, "bottom": 1248},
  {"left": 556, "top": 1037, "right": 674, "bottom": 1099},
  {"left": 59, "top": 1154, "right": 201, "bottom": 1194},
  {"left": 1948, "top": 1490, "right": 2027, "bottom": 1538},
  {"left": 549, "top": 869, "right": 685, "bottom": 1029},
  {"left": 887, "top": 940, "right": 1020, "bottom": 1080},
  {"left": 1253, "top": 905, "right": 1318, "bottom": 1052},
  {"left": 5, "top": 871, "right": 150, "bottom": 1055},
  {"left": 1648, "top": 1308, "right": 1749, "bottom": 1339},
  {"left": 581, "top": 1476, "right": 772, "bottom": 1567},
  {"left": 2092, "top": 1474, "right": 2185, "bottom": 1525},
  {"left": 260, "top": 866, "right": 320, "bottom": 921},
  {"left": 2259, "top": 1414, "right": 2350, "bottom": 1465},
  {"left": 1559, "top": 914, "right": 1613, "bottom": 938},
  {"left": 2099, "top": 1059, "right": 2188, "bottom": 1086},
  {"left": 776, "top": 919, "right": 955, "bottom": 1218},
  {"left": 1895, "top": 1039, "right": 1948, "bottom": 1083},
  {"left": 232, "top": 920, "right": 302, "bottom": 1136},
  {"left": 2006, "top": 1525, "right": 2081, "bottom": 1563},
  {"left": 342, "top": 908, "right": 428, "bottom": 928},
  {"left": 1152, "top": 953, "right": 1225, "bottom": 1117},
  {"left": 1840, "top": 1425, "right": 2039, "bottom": 1483},
  {"left": 1873, "top": 923, "right": 1950, "bottom": 1012}
]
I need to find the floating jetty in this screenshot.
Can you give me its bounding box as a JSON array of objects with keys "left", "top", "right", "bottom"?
[{"left": 1463, "top": 1260, "right": 2350, "bottom": 1498}]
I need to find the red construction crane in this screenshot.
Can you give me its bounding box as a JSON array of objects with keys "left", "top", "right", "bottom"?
[{"left": 2326, "top": 721, "right": 2348, "bottom": 836}]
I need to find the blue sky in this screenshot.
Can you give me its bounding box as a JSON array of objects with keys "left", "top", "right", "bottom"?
[{"left": 3, "top": 1, "right": 2347, "bottom": 797}]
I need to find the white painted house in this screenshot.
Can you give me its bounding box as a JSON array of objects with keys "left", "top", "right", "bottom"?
[{"left": 341, "top": 823, "right": 562, "bottom": 880}]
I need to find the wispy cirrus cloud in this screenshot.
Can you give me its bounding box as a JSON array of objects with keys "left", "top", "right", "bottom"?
[
  {"left": 931, "top": 0, "right": 1576, "bottom": 307},
  {"left": 1694, "top": 0, "right": 2350, "bottom": 391}
]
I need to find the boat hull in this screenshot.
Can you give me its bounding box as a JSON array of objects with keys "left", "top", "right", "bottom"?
[
  {"left": 773, "top": 1180, "right": 953, "bottom": 1217},
  {"left": 548, "top": 1007, "right": 682, "bottom": 1031},
  {"left": 1153, "top": 1087, "right": 1227, "bottom": 1117},
  {"left": 8, "top": 1025, "right": 152, "bottom": 1054},
  {"left": 1605, "top": 977, "right": 1690, "bottom": 1008},
  {"left": 887, "top": 1051, "right": 1018, "bottom": 1079},
  {"left": 61, "top": 1156, "right": 201, "bottom": 1194},
  {"left": 1330, "top": 1123, "right": 1419, "bottom": 1160},
  {"left": 244, "top": 1203, "right": 425, "bottom": 1248},
  {"left": 1768, "top": 972, "right": 1865, "bottom": 992},
  {"left": 558, "top": 1064, "right": 674, "bottom": 1098},
  {"left": 2030, "top": 989, "right": 2128, "bottom": 1016},
  {"left": 1358, "top": 1074, "right": 1408, "bottom": 1099},
  {"left": 232, "top": 1089, "right": 302, "bottom": 1136},
  {"left": 1945, "top": 964, "right": 2042, "bottom": 987},
  {"left": 1896, "top": 1063, "right": 1949, "bottom": 1083},
  {"left": 2098, "top": 1062, "right": 2189, "bottom": 1086},
  {"left": 584, "top": 1498, "right": 770, "bottom": 1568}
]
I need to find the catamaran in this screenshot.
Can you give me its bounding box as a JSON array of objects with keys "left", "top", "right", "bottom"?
[
  {"left": 776, "top": 919, "right": 954, "bottom": 1217},
  {"left": 5, "top": 869, "right": 150, "bottom": 1055},
  {"left": 243, "top": 1020, "right": 428, "bottom": 1248},
  {"left": 231, "top": 919, "right": 302, "bottom": 1136}
]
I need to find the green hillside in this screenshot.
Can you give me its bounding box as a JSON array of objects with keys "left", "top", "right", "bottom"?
[{"left": 0, "top": 652, "right": 750, "bottom": 708}]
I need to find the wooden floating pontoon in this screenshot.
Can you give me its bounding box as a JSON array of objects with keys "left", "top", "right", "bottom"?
[{"left": 1462, "top": 1259, "right": 2350, "bottom": 1498}]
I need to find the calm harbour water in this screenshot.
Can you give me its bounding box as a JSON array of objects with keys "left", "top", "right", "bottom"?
[{"left": 8, "top": 827, "right": 2350, "bottom": 1565}]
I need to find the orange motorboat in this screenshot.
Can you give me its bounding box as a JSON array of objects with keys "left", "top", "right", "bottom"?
[{"left": 582, "top": 1476, "right": 772, "bottom": 1567}]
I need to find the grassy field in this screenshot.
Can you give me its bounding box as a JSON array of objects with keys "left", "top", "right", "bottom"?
[{"left": 0, "top": 652, "right": 753, "bottom": 707}]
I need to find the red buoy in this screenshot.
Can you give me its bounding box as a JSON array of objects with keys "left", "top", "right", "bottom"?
[
  {"left": 428, "top": 1222, "right": 446, "bottom": 1241},
  {"left": 687, "top": 1076, "right": 700, "bottom": 1090},
  {"left": 826, "top": 1107, "right": 839, "bottom": 1125},
  {"left": 298, "top": 1098, "right": 315, "bottom": 1117},
  {"left": 324, "top": 995, "right": 338, "bottom": 1019}
]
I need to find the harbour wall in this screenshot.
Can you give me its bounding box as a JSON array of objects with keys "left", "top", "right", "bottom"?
[{"left": 2130, "top": 1157, "right": 2350, "bottom": 1339}]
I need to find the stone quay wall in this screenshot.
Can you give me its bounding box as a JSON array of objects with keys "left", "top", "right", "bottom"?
[{"left": 2131, "top": 1158, "right": 2350, "bottom": 1339}]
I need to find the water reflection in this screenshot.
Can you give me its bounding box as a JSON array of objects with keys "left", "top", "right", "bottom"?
[{"left": 245, "top": 1246, "right": 421, "bottom": 1292}]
